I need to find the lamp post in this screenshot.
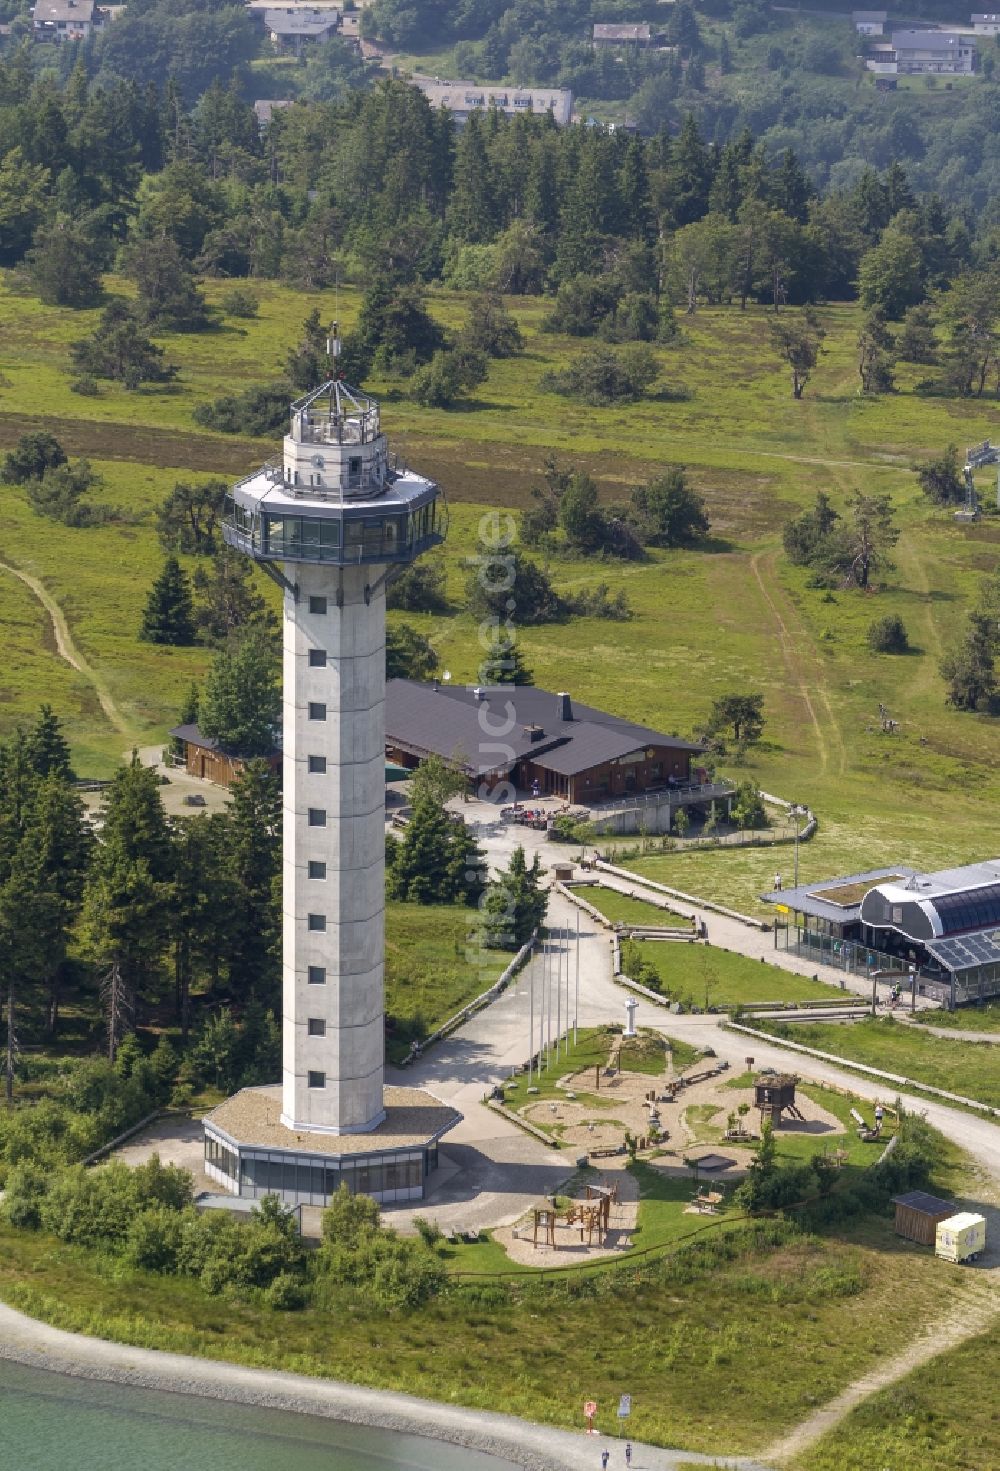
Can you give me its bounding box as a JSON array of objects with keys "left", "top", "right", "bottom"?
[{"left": 791, "top": 804, "right": 806, "bottom": 888}]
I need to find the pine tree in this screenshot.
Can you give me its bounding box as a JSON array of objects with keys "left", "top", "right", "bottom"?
[
  {"left": 83, "top": 757, "right": 174, "bottom": 1044},
  {"left": 389, "top": 795, "right": 485, "bottom": 906},
  {"left": 170, "top": 813, "right": 238, "bottom": 1035},
  {"left": 140, "top": 556, "right": 196, "bottom": 645},
  {"left": 225, "top": 761, "right": 281, "bottom": 1003},
  {"left": 286, "top": 308, "right": 330, "bottom": 391},
  {"left": 481, "top": 846, "right": 547, "bottom": 950},
  {"left": 448, "top": 113, "right": 496, "bottom": 244},
  {"left": 478, "top": 637, "right": 534, "bottom": 686},
  {"left": 26, "top": 705, "right": 74, "bottom": 780}
]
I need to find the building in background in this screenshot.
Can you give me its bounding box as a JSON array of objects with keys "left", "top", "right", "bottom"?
[{"left": 412, "top": 79, "right": 573, "bottom": 126}]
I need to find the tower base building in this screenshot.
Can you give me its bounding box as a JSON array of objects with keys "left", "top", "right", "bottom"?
[{"left": 203, "top": 370, "right": 459, "bottom": 1206}]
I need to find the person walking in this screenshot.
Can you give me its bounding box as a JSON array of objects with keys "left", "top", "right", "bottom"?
[
  {"left": 774, "top": 873, "right": 782, "bottom": 891},
  {"left": 601, "top": 1451, "right": 610, "bottom": 1469},
  {"left": 625, "top": 1444, "right": 633, "bottom": 1467}
]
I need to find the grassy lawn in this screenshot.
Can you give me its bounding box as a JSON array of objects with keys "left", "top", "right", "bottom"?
[
  {"left": 501, "top": 1025, "right": 702, "bottom": 1114},
  {"left": 794, "top": 1320, "right": 1000, "bottom": 1471},
  {"left": 1, "top": 278, "right": 1000, "bottom": 860},
  {"left": 0, "top": 1211, "right": 976, "bottom": 1457},
  {"left": 756, "top": 1017, "right": 1000, "bottom": 1110},
  {"left": 579, "top": 884, "right": 691, "bottom": 929},
  {"left": 624, "top": 941, "right": 845, "bottom": 1009},
  {"left": 383, "top": 900, "right": 487, "bottom": 1063},
  {"left": 911, "top": 1003, "right": 1000, "bottom": 1033}
]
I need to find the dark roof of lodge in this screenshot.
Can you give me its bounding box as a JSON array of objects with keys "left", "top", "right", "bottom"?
[
  {"left": 385, "top": 680, "right": 702, "bottom": 779},
  {"left": 169, "top": 723, "right": 281, "bottom": 760}
]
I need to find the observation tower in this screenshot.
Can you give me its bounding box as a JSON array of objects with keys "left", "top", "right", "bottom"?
[{"left": 203, "top": 343, "right": 460, "bottom": 1206}]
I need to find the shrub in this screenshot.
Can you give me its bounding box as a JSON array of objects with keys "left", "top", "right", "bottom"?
[
  {"left": 540, "top": 344, "right": 659, "bottom": 405},
  {"left": 265, "top": 1272, "right": 307, "bottom": 1310},
  {"left": 2, "top": 431, "right": 67, "bottom": 484},
  {"left": 193, "top": 382, "right": 292, "bottom": 435},
  {"left": 69, "top": 375, "right": 103, "bottom": 397},
  {"left": 123, "top": 1204, "right": 184, "bottom": 1272},
  {"left": 221, "top": 289, "right": 260, "bottom": 319},
  {"left": 567, "top": 583, "right": 633, "bottom": 620},
  {"left": 410, "top": 347, "right": 487, "bottom": 408},
  {"left": 412, "top": 1215, "right": 443, "bottom": 1247},
  {"left": 867, "top": 613, "right": 909, "bottom": 653}
]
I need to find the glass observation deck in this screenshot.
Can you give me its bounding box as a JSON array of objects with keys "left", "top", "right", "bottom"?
[{"left": 222, "top": 475, "right": 444, "bottom": 569}]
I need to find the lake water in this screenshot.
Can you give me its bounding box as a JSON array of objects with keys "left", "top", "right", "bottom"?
[{"left": 0, "top": 1358, "right": 519, "bottom": 1471}]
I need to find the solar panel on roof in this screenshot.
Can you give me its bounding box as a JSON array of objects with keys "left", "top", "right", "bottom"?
[{"left": 927, "top": 932, "right": 1000, "bottom": 972}]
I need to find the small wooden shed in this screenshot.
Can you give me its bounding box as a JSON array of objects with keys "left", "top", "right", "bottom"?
[
  {"left": 754, "top": 1072, "right": 798, "bottom": 1126},
  {"left": 892, "top": 1190, "right": 955, "bottom": 1246}
]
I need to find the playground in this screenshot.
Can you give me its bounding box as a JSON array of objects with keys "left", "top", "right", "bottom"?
[{"left": 494, "top": 1031, "right": 865, "bottom": 1265}]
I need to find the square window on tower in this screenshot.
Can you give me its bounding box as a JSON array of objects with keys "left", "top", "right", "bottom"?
[
  {"left": 307, "top": 965, "right": 326, "bottom": 985},
  {"left": 308, "top": 703, "right": 327, "bottom": 721},
  {"left": 309, "top": 596, "right": 327, "bottom": 615},
  {"left": 308, "top": 808, "right": 327, "bottom": 827},
  {"left": 307, "top": 1018, "right": 326, "bottom": 1037},
  {"left": 308, "top": 913, "right": 327, "bottom": 931},
  {"left": 308, "top": 860, "right": 327, "bottom": 879},
  {"left": 309, "top": 649, "right": 327, "bottom": 668},
  {"left": 308, "top": 1071, "right": 326, "bottom": 1089},
  {"left": 308, "top": 755, "right": 327, "bottom": 773}
]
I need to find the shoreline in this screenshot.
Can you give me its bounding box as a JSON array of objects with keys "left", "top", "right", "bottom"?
[{"left": 0, "top": 1299, "right": 765, "bottom": 1471}]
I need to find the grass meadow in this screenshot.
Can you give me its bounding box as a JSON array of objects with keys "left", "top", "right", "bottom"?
[
  {"left": 0, "top": 1205, "right": 976, "bottom": 1457},
  {"left": 794, "top": 1320, "right": 1000, "bottom": 1471},
  {"left": 1, "top": 273, "right": 1000, "bottom": 878},
  {"left": 625, "top": 939, "right": 846, "bottom": 1007},
  {"left": 758, "top": 1016, "right": 1000, "bottom": 1109}
]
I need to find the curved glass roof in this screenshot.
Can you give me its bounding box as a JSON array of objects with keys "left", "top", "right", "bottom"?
[{"left": 930, "top": 883, "right": 1000, "bottom": 935}]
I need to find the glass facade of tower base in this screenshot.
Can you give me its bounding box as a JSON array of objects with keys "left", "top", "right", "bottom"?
[
  {"left": 201, "top": 1084, "right": 459, "bottom": 1207},
  {"left": 204, "top": 1127, "right": 439, "bottom": 1205}
]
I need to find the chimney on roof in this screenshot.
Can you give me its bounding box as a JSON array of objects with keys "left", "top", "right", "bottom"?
[
  {"left": 557, "top": 691, "right": 572, "bottom": 722},
  {"left": 524, "top": 723, "right": 544, "bottom": 743}
]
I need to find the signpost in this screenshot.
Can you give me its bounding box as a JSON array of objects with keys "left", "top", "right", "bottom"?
[
  {"left": 617, "top": 1393, "right": 631, "bottom": 1437},
  {"left": 584, "top": 1400, "right": 597, "bottom": 1434}
]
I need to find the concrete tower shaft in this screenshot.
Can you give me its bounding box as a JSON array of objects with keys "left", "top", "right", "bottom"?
[
  {"left": 222, "top": 375, "right": 443, "bottom": 1139},
  {"left": 281, "top": 564, "right": 387, "bottom": 1133}
]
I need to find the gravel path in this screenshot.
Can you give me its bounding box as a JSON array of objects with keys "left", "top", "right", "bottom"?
[
  {"left": 0, "top": 1300, "right": 768, "bottom": 1471},
  {"left": 0, "top": 558, "right": 130, "bottom": 736}
]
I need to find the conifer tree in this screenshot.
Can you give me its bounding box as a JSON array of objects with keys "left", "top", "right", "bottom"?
[
  {"left": 478, "top": 636, "right": 534, "bottom": 686},
  {"left": 140, "top": 556, "right": 196, "bottom": 645},
  {"left": 26, "top": 705, "right": 74, "bottom": 781},
  {"left": 225, "top": 760, "right": 281, "bottom": 1003},
  {"left": 481, "top": 845, "right": 547, "bottom": 950},
  {"left": 389, "top": 794, "right": 485, "bottom": 906}
]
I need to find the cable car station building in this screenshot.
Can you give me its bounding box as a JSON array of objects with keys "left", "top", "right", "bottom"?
[
  {"left": 764, "top": 859, "right": 1000, "bottom": 1008},
  {"left": 203, "top": 368, "right": 460, "bottom": 1204}
]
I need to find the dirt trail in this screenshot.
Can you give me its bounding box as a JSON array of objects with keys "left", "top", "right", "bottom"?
[
  {"left": 763, "top": 1279, "right": 1000, "bottom": 1464},
  {"left": 749, "top": 550, "right": 845, "bottom": 777},
  {"left": 0, "top": 560, "right": 130, "bottom": 737}
]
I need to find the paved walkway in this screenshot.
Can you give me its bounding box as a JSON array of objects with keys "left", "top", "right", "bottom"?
[{"left": 0, "top": 1300, "right": 767, "bottom": 1471}]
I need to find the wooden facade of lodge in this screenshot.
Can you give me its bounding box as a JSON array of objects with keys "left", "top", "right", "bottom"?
[
  {"left": 385, "top": 680, "right": 708, "bottom": 806},
  {"left": 170, "top": 723, "right": 281, "bottom": 789}
]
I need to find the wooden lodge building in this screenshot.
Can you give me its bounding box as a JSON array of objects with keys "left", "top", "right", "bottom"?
[
  {"left": 385, "top": 679, "right": 708, "bottom": 806},
  {"left": 169, "top": 723, "right": 281, "bottom": 788}
]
